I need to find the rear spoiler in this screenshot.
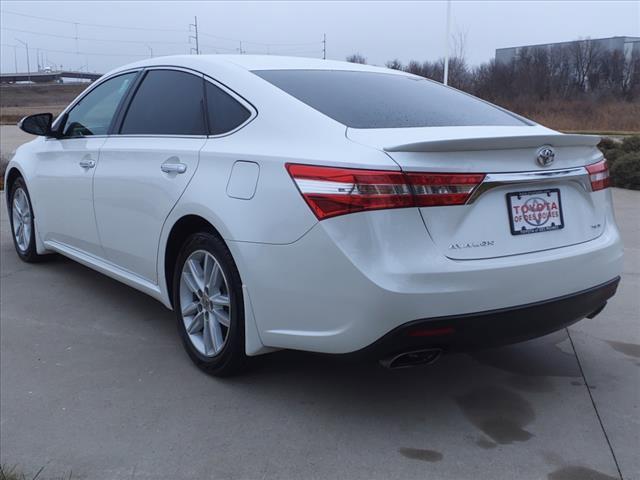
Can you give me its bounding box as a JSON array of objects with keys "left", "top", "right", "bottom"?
[{"left": 384, "top": 134, "right": 601, "bottom": 153}]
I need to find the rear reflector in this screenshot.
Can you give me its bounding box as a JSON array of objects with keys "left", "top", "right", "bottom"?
[
  {"left": 586, "top": 159, "right": 611, "bottom": 191},
  {"left": 408, "top": 326, "right": 456, "bottom": 337},
  {"left": 286, "top": 164, "right": 485, "bottom": 220}
]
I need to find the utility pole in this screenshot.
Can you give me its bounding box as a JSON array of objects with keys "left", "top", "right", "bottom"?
[
  {"left": 13, "top": 45, "right": 18, "bottom": 73},
  {"left": 146, "top": 44, "right": 153, "bottom": 58},
  {"left": 74, "top": 22, "right": 80, "bottom": 70},
  {"left": 16, "top": 38, "right": 30, "bottom": 82},
  {"left": 443, "top": 0, "right": 451, "bottom": 85},
  {"left": 323, "top": 33, "right": 326, "bottom": 60},
  {"left": 239, "top": 41, "right": 243, "bottom": 54},
  {"left": 189, "top": 16, "right": 200, "bottom": 54}
]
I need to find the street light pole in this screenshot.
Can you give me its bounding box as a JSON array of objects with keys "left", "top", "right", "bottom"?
[
  {"left": 443, "top": 0, "right": 451, "bottom": 85},
  {"left": 15, "top": 38, "right": 30, "bottom": 82}
]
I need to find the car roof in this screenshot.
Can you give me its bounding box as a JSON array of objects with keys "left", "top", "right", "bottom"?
[{"left": 105, "top": 54, "right": 407, "bottom": 77}]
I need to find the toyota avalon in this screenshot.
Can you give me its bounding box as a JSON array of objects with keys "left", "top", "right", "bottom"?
[{"left": 5, "top": 55, "right": 623, "bottom": 375}]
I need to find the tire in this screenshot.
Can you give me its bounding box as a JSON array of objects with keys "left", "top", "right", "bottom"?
[
  {"left": 172, "top": 232, "right": 247, "bottom": 376},
  {"left": 8, "top": 177, "right": 44, "bottom": 263}
]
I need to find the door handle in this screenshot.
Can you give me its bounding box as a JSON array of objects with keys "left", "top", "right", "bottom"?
[
  {"left": 79, "top": 158, "right": 96, "bottom": 169},
  {"left": 161, "top": 162, "right": 187, "bottom": 174}
]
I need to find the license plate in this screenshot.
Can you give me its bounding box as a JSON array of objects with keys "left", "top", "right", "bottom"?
[{"left": 506, "top": 189, "right": 564, "bottom": 235}]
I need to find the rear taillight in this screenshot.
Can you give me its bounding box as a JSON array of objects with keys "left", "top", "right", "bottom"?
[
  {"left": 286, "top": 163, "right": 485, "bottom": 220},
  {"left": 405, "top": 172, "right": 486, "bottom": 207},
  {"left": 586, "top": 159, "right": 611, "bottom": 191}
]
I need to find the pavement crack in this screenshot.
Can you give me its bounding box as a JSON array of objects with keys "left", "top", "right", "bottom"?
[{"left": 566, "top": 327, "right": 624, "bottom": 480}]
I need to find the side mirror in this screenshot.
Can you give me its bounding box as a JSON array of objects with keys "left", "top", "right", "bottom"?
[{"left": 18, "top": 113, "right": 54, "bottom": 137}]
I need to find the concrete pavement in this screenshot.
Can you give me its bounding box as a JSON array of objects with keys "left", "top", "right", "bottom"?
[{"left": 1, "top": 189, "right": 638, "bottom": 480}]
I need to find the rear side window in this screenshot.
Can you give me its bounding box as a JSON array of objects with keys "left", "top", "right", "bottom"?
[
  {"left": 205, "top": 81, "right": 251, "bottom": 135},
  {"left": 63, "top": 72, "right": 136, "bottom": 137},
  {"left": 254, "top": 70, "right": 526, "bottom": 129},
  {"left": 121, "top": 70, "right": 205, "bottom": 135}
]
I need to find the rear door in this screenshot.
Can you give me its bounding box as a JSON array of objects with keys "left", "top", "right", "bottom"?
[{"left": 94, "top": 68, "right": 206, "bottom": 282}]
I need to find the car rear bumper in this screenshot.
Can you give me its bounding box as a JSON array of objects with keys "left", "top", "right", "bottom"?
[
  {"left": 229, "top": 207, "right": 623, "bottom": 355},
  {"left": 357, "top": 277, "right": 620, "bottom": 359}
]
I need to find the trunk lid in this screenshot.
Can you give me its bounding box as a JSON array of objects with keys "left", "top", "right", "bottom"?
[{"left": 347, "top": 126, "right": 606, "bottom": 260}]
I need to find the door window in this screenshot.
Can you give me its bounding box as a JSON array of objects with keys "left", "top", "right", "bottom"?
[
  {"left": 120, "top": 70, "right": 206, "bottom": 135},
  {"left": 62, "top": 72, "right": 136, "bottom": 137},
  {"left": 205, "top": 81, "right": 251, "bottom": 135}
]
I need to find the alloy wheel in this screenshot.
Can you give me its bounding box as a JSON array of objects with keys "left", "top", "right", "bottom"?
[
  {"left": 179, "top": 250, "right": 231, "bottom": 357},
  {"left": 12, "top": 188, "right": 32, "bottom": 252}
]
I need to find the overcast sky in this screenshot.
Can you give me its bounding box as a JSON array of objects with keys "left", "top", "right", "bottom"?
[{"left": 1, "top": 1, "right": 638, "bottom": 74}]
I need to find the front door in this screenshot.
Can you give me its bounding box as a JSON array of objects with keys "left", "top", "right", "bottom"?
[{"left": 33, "top": 72, "right": 137, "bottom": 257}]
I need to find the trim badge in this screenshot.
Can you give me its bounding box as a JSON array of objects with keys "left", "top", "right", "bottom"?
[{"left": 449, "top": 240, "right": 495, "bottom": 250}]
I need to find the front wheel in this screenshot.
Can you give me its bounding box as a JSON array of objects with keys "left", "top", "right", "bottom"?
[
  {"left": 9, "top": 177, "right": 44, "bottom": 263},
  {"left": 173, "top": 232, "right": 246, "bottom": 376}
]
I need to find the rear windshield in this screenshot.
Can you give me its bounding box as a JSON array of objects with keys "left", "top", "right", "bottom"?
[{"left": 254, "top": 69, "right": 526, "bottom": 129}]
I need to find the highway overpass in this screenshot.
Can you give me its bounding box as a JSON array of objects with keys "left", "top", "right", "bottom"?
[{"left": 0, "top": 71, "right": 103, "bottom": 84}]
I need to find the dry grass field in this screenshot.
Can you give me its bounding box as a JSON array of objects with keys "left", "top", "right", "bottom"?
[
  {"left": 0, "top": 83, "right": 87, "bottom": 124},
  {"left": 498, "top": 98, "right": 640, "bottom": 134}
]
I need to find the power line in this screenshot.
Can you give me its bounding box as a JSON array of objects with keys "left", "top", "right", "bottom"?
[
  {"left": 2, "top": 27, "right": 189, "bottom": 46},
  {"left": 197, "top": 31, "right": 322, "bottom": 48},
  {"left": 1, "top": 10, "right": 327, "bottom": 68},
  {"left": 1, "top": 10, "right": 323, "bottom": 55},
  {"left": 0, "top": 43, "right": 153, "bottom": 58},
  {"left": 0, "top": 9, "right": 188, "bottom": 33},
  {"left": 199, "top": 43, "right": 239, "bottom": 53}
]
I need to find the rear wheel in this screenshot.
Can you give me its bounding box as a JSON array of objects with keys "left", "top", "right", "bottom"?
[
  {"left": 9, "top": 178, "right": 44, "bottom": 263},
  {"left": 173, "top": 232, "right": 246, "bottom": 376}
]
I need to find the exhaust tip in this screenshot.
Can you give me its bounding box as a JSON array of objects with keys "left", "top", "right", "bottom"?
[
  {"left": 586, "top": 302, "right": 607, "bottom": 319},
  {"left": 380, "top": 348, "right": 442, "bottom": 370}
]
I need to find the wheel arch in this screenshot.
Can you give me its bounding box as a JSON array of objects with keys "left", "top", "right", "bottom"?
[
  {"left": 160, "top": 213, "right": 272, "bottom": 356},
  {"left": 4, "top": 166, "right": 23, "bottom": 196},
  {"left": 163, "top": 214, "right": 223, "bottom": 308}
]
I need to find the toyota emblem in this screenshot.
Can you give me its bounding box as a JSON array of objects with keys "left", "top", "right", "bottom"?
[{"left": 536, "top": 146, "right": 555, "bottom": 167}]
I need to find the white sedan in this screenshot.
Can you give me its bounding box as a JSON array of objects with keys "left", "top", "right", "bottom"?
[{"left": 5, "top": 55, "right": 623, "bottom": 375}]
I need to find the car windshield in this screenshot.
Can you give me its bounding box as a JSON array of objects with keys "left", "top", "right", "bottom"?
[{"left": 254, "top": 69, "right": 527, "bottom": 129}]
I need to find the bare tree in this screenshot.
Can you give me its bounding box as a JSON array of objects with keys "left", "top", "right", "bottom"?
[
  {"left": 621, "top": 49, "right": 640, "bottom": 99},
  {"left": 571, "top": 38, "right": 601, "bottom": 92},
  {"left": 379, "top": 36, "right": 637, "bottom": 106},
  {"left": 386, "top": 59, "right": 403, "bottom": 70},
  {"left": 346, "top": 53, "right": 367, "bottom": 64},
  {"left": 451, "top": 29, "right": 468, "bottom": 61}
]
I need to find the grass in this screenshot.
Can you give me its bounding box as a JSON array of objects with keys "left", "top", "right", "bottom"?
[
  {"left": 0, "top": 83, "right": 86, "bottom": 125},
  {"left": 0, "top": 465, "right": 73, "bottom": 480},
  {"left": 496, "top": 98, "right": 640, "bottom": 133},
  {"left": 0, "top": 106, "right": 65, "bottom": 125},
  {"left": 563, "top": 130, "right": 640, "bottom": 137}
]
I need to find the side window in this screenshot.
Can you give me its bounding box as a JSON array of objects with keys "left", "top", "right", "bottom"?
[
  {"left": 63, "top": 72, "right": 136, "bottom": 137},
  {"left": 205, "top": 81, "right": 251, "bottom": 135},
  {"left": 121, "top": 70, "right": 206, "bottom": 135}
]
